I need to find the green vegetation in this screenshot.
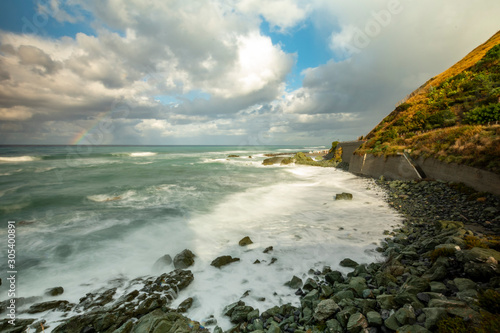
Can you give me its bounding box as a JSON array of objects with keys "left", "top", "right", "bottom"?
[
  {"left": 359, "top": 33, "right": 500, "bottom": 174},
  {"left": 429, "top": 247, "right": 457, "bottom": 263},
  {"left": 437, "top": 316, "right": 468, "bottom": 333}
]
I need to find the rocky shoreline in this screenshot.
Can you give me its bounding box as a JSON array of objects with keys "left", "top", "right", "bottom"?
[{"left": 2, "top": 177, "right": 499, "bottom": 333}]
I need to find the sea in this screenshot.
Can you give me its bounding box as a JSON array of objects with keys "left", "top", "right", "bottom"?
[{"left": 0, "top": 145, "right": 402, "bottom": 330}]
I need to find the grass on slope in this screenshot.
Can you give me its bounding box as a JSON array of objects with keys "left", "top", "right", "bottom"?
[{"left": 359, "top": 31, "right": 500, "bottom": 174}]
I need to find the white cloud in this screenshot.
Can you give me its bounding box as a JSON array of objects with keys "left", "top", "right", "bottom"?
[{"left": 237, "top": 0, "right": 309, "bottom": 31}]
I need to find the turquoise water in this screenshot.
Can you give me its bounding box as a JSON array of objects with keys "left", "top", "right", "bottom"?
[{"left": 0, "top": 145, "right": 401, "bottom": 329}]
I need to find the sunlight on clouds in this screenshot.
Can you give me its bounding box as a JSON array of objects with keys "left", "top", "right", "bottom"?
[{"left": 237, "top": 0, "right": 309, "bottom": 31}]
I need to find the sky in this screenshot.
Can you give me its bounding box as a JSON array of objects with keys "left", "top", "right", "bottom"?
[{"left": 0, "top": 1, "right": 499, "bottom": 145}]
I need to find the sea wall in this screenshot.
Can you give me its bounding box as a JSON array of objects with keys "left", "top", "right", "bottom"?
[
  {"left": 337, "top": 141, "right": 365, "bottom": 164},
  {"left": 349, "top": 153, "right": 500, "bottom": 196}
]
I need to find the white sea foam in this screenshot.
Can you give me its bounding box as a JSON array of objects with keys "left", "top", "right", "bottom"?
[
  {"left": 13, "top": 164, "right": 401, "bottom": 332},
  {"left": 130, "top": 152, "right": 157, "bottom": 157},
  {"left": 87, "top": 190, "right": 137, "bottom": 203},
  {"left": 0, "top": 155, "right": 40, "bottom": 162}
]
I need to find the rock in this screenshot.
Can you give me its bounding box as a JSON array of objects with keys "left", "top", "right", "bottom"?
[
  {"left": 153, "top": 254, "right": 173, "bottom": 272},
  {"left": 177, "top": 297, "right": 193, "bottom": 313},
  {"left": 303, "top": 278, "right": 318, "bottom": 291},
  {"left": 457, "top": 247, "right": 500, "bottom": 264},
  {"left": 173, "top": 249, "right": 196, "bottom": 269},
  {"left": 428, "top": 299, "right": 467, "bottom": 309},
  {"left": 301, "top": 290, "right": 319, "bottom": 309},
  {"left": 348, "top": 276, "right": 367, "bottom": 297},
  {"left": 333, "top": 290, "right": 355, "bottom": 303},
  {"left": 401, "top": 276, "right": 429, "bottom": 294},
  {"left": 366, "top": 311, "right": 383, "bottom": 326},
  {"left": 397, "top": 325, "right": 431, "bottom": 333},
  {"left": 384, "top": 313, "right": 400, "bottom": 331},
  {"left": 210, "top": 256, "right": 240, "bottom": 268},
  {"left": 45, "top": 287, "right": 64, "bottom": 297},
  {"left": 262, "top": 157, "right": 284, "bottom": 165},
  {"left": 132, "top": 308, "right": 206, "bottom": 332},
  {"left": 231, "top": 305, "right": 254, "bottom": 323},
  {"left": 395, "top": 304, "right": 416, "bottom": 325},
  {"left": 239, "top": 236, "right": 253, "bottom": 246},
  {"left": 422, "top": 307, "right": 447, "bottom": 330},
  {"left": 429, "top": 281, "right": 447, "bottom": 293},
  {"left": 263, "top": 246, "right": 273, "bottom": 253},
  {"left": 27, "top": 300, "right": 71, "bottom": 314},
  {"left": 453, "top": 278, "right": 476, "bottom": 291},
  {"left": 326, "top": 319, "right": 343, "bottom": 333},
  {"left": 147, "top": 269, "right": 194, "bottom": 294},
  {"left": 228, "top": 155, "right": 240, "bottom": 157},
  {"left": 422, "top": 257, "right": 448, "bottom": 281},
  {"left": 340, "top": 258, "right": 359, "bottom": 268},
  {"left": 336, "top": 307, "right": 358, "bottom": 328},
  {"left": 0, "top": 318, "right": 36, "bottom": 333},
  {"left": 335, "top": 192, "right": 353, "bottom": 200},
  {"left": 376, "top": 294, "right": 396, "bottom": 310},
  {"left": 434, "top": 220, "right": 464, "bottom": 230},
  {"left": 325, "top": 271, "right": 345, "bottom": 284},
  {"left": 284, "top": 276, "right": 303, "bottom": 289},
  {"left": 247, "top": 309, "right": 259, "bottom": 322},
  {"left": 346, "top": 312, "right": 368, "bottom": 333},
  {"left": 374, "top": 271, "right": 397, "bottom": 287},
  {"left": 223, "top": 301, "right": 245, "bottom": 317},
  {"left": 314, "top": 299, "right": 340, "bottom": 321}
]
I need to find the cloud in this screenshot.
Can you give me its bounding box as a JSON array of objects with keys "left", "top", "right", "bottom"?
[
  {"left": 0, "top": 0, "right": 499, "bottom": 144},
  {"left": 237, "top": 0, "right": 309, "bottom": 31}
]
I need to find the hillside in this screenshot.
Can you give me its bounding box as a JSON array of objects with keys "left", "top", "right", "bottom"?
[{"left": 359, "top": 31, "right": 500, "bottom": 174}]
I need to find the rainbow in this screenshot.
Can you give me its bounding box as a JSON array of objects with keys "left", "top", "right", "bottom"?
[{"left": 70, "top": 111, "right": 112, "bottom": 145}]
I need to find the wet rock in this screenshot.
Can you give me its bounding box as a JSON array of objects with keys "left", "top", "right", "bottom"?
[
  {"left": 262, "top": 157, "right": 284, "bottom": 165},
  {"left": 348, "top": 277, "right": 367, "bottom": 297},
  {"left": 376, "top": 294, "right": 396, "bottom": 310},
  {"left": 177, "top": 297, "right": 194, "bottom": 313},
  {"left": 314, "top": 299, "right": 340, "bottom": 321},
  {"left": 223, "top": 301, "right": 245, "bottom": 317},
  {"left": 325, "top": 271, "right": 345, "bottom": 284},
  {"left": 27, "top": 300, "right": 72, "bottom": 314},
  {"left": 346, "top": 312, "right": 368, "bottom": 333},
  {"left": 366, "top": 311, "right": 382, "bottom": 326},
  {"left": 239, "top": 236, "right": 253, "bottom": 246},
  {"left": 453, "top": 277, "right": 476, "bottom": 291},
  {"left": 384, "top": 313, "right": 400, "bottom": 331},
  {"left": 303, "top": 278, "right": 318, "bottom": 291},
  {"left": 335, "top": 192, "right": 353, "bottom": 200},
  {"left": 301, "top": 290, "right": 319, "bottom": 309},
  {"left": 263, "top": 246, "right": 273, "bottom": 253},
  {"left": 174, "top": 249, "right": 196, "bottom": 269},
  {"left": 340, "top": 258, "right": 359, "bottom": 268},
  {"left": 0, "top": 318, "right": 36, "bottom": 333},
  {"left": 133, "top": 308, "right": 207, "bottom": 332},
  {"left": 395, "top": 304, "right": 416, "bottom": 325},
  {"left": 145, "top": 269, "right": 194, "bottom": 295},
  {"left": 397, "top": 325, "right": 431, "bottom": 333},
  {"left": 45, "top": 287, "right": 64, "bottom": 297},
  {"left": 326, "top": 319, "right": 343, "bottom": 333},
  {"left": 210, "top": 255, "right": 240, "bottom": 268},
  {"left": 228, "top": 155, "right": 240, "bottom": 158},
  {"left": 401, "top": 276, "right": 429, "bottom": 294},
  {"left": 231, "top": 305, "right": 254, "bottom": 323},
  {"left": 284, "top": 276, "right": 303, "bottom": 289},
  {"left": 422, "top": 307, "right": 447, "bottom": 330},
  {"left": 429, "top": 281, "right": 447, "bottom": 294},
  {"left": 153, "top": 254, "right": 173, "bottom": 272}
]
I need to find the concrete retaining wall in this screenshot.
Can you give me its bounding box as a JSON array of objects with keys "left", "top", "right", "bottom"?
[
  {"left": 349, "top": 153, "right": 500, "bottom": 195},
  {"left": 337, "top": 141, "right": 365, "bottom": 164}
]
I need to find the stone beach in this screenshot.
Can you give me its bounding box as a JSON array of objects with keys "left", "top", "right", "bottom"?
[{"left": 1, "top": 177, "right": 499, "bottom": 333}]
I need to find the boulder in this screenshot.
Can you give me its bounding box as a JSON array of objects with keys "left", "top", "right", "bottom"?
[
  {"left": 238, "top": 236, "right": 253, "bottom": 246},
  {"left": 340, "top": 258, "right": 359, "bottom": 268},
  {"left": 210, "top": 256, "right": 240, "bottom": 268},
  {"left": 314, "top": 299, "right": 340, "bottom": 321},
  {"left": 174, "top": 249, "right": 195, "bottom": 269},
  {"left": 325, "top": 271, "right": 345, "bottom": 284},
  {"left": 132, "top": 308, "right": 206, "bottom": 333},
  {"left": 397, "top": 325, "right": 431, "bottom": 333},
  {"left": 262, "top": 157, "right": 284, "bottom": 165},
  {"left": 395, "top": 304, "right": 416, "bottom": 325},
  {"left": 366, "top": 311, "right": 382, "bottom": 326},
  {"left": 177, "top": 298, "right": 193, "bottom": 313},
  {"left": 27, "top": 300, "right": 72, "bottom": 314},
  {"left": 230, "top": 305, "right": 254, "bottom": 323},
  {"left": 335, "top": 193, "right": 353, "bottom": 200},
  {"left": 348, "top": 277, "right": 367, "bottom": 297},
  {"left": 45, "top": 287, "right": 64, "bottom": 297},
  {"left": 346, "top": 312, "right": 368, "bottom": 333},
  {"left": 284, "top": 275, "right": 303, "bottom": 289},
  {"left": 453, "top": 278, "right": 476, "bottom": 291},
  {"left": 422, "top": 307, "right": 447, "bottom": 330}
]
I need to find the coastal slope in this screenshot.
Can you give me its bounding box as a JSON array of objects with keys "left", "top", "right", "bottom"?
[{"left": 358, "top": 30, "right": 500, "bottom": 174}]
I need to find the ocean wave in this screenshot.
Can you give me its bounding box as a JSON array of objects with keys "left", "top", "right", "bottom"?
[
  {"left": 87, "top": 190, "right": 136, "bottom": 203},
  {"left": 0, "top": 156, "right": 40, "bottom": 163},
  {"left": 130, "top": 152, "right": 157, "bottom": 157}
]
